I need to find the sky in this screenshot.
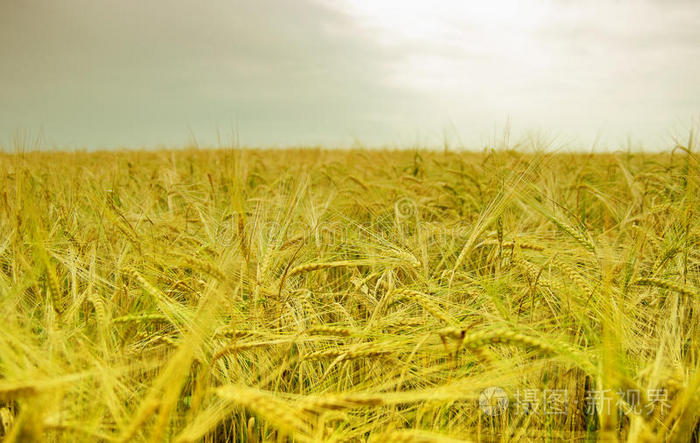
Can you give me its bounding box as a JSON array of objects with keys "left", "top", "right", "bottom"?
[{"left": 1, "top": 0, "right": 698, "bottom": 151}]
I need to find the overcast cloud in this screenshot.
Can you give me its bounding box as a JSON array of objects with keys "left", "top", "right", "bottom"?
[{"left": 1, "top": 0, "right": 698, "bottom": 150}]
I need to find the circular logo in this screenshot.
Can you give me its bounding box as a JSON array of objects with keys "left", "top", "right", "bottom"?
[
  {"left": 215, "top": 219, "right": 236, "bottom": 247},
  {"left": 479, "top": 386, "right": 509, "bottom": 416},
  {"left": 394, "top": 197, "right": 417, "bottom": 219}
]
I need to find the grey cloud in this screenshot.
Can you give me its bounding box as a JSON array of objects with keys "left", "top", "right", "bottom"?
[{"left": 0, "top": 0, "right": 698, "bottom": 150}]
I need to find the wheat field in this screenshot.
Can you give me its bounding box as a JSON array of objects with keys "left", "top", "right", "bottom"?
[{"left": 0, "top": 146, "right": 698, "bottom": 442}]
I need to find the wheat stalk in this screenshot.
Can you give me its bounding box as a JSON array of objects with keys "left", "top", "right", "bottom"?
[{"left": 118, "top": 398, "right": 160, "bottom": 443}]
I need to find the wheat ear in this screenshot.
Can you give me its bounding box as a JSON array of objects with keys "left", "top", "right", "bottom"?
[
  {"left": 287, "top": 260, "right": 359, "bottom": 278},
  {"left": 305, "top": 325, "right": 354, "bottom": 337},
  {"left": 438, "top": 328, "right": 593, "bottom": 372},
  {"left": 181, "top": 256, "right": 227, "bottom": 282},
  {"left": 369, "top": 429, "right": 468, "bottom": 442},
  {"left": 112, "top": 313, "right": 168, "bottom": 324},
  {"left": 215, "top": 385, "right": 311, "bottom": 439},
  {"left": 550, "top": 218, "right": 596, "bottom": 254},
  {"left": 297, "top": 393, "right": 383, "bottom": 411},
  {"left": 303, "top": 342, "right": 393, "bottom": 361},
  {"left": 392, "top": 289, "right": 456, "bottom": 325},
  {"left": 634, "top": 278, "right": 697, "bottom": 297}
]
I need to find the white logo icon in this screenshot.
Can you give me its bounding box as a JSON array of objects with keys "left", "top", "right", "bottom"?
[{"left": 479, "top": 386, "right": 509, "bottom": 416}]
